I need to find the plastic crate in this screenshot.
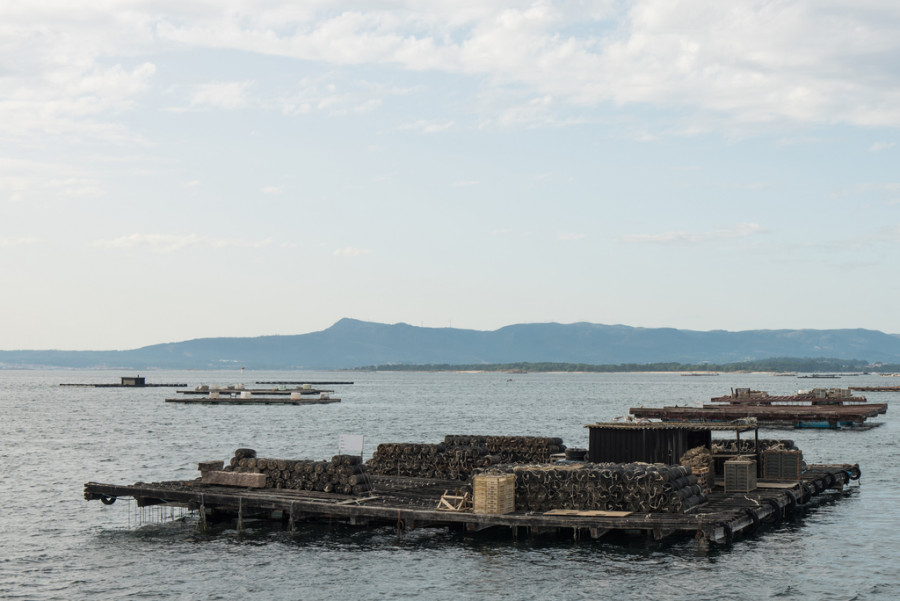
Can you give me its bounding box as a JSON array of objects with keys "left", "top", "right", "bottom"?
[
  {"left": 763, "top": 450, "right": 802, "bottom": 481},
  {"left": 472, "top": 473, "right": 515, "bottom": 514},
  {"left": 724, "top": 458, "right": 757, "bottom": 493}
]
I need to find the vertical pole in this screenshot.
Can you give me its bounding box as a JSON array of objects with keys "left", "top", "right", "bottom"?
[
  {"left": 237, "top": 497, "right": 244, "bottom": 534},
  {"left": 198, "top": 494, "right": 207, "bottom": 533}
]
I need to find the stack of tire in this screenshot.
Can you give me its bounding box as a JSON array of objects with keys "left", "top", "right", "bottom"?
[
  {"left": 224, "top": 449, "right": 371, "bottom": 494},
  {"left": 476, "top": 462, "right": 707, "bottom": 514},
  {"left": 444, "top": 435, "right": 566, "bottom": 463}
]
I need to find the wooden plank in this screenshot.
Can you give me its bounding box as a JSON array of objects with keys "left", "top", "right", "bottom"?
[
  {"left": 200, "top": 470, "right": 267, "bottom": 488},
  {"left": 544, "top": 509, "right": 633, "bottom": 517},
  {"left": 757, "top": 481, "right": 800, "bottom": 489}
]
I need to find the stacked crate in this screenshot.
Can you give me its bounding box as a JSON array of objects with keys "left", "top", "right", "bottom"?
[
  {"left": 763, "top": 449, "right": 802, "bottom": 481},
  {"left": 472, "top": 473, "right": 515, "bottom": 514},
  {"left": 724, "top": 457, "right": 757, "bottom": 493}
]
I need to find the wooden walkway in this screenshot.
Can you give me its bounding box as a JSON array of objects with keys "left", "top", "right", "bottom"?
[{"left": 84, "top": 464, "right": 858, "bottom": 545}]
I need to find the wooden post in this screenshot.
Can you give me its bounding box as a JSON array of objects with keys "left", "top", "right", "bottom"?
[{"left": 198, "top": 495, "right": 207, "bottom": 533}]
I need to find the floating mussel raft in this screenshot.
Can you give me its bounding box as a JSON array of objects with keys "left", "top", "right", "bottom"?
[{"left": 84, "top": 428, "right": 861, "bottom": 545}]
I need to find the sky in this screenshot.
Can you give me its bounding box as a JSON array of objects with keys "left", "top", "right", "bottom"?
[{"left": 2, "top": 1, "right": 900, "bottom": 350}]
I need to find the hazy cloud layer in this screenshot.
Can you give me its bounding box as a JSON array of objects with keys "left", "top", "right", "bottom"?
[
  {"left": 5, "top": 1, "right": 900, "bottom": 139},
  {"left": 91, "top": 233, "right": 273, "bottom": 253}
]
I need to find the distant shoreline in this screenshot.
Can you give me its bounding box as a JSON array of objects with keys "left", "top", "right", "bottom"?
[{"left": 353, "top": 359, "right": 891, "bottom": 374}]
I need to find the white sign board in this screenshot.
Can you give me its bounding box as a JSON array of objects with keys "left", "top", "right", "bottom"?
[{"left": 338, "top": 434, "right": 364, "bottom": 456}]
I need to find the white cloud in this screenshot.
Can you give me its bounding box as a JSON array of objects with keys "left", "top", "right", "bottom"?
[
  {"left": 558, "top": 232, "right": 586, "bottom": 241},
  {"left": 5, "top": 1, "right": 900, "bottom": 143},
  {"left": 622, "top": 222, "right": 763, "bottom": 244},
  {"left": 190, "top": 81, "right": 252, "bottom": 110},
  {"left": 453, "top": 180, "right": 478, "bottom": 187},
  {"left": 0, "top": 237, "right": 41, "bottom": 248},
  {"left": 0, "top": 51, "right": 155, "bottom": 140},
  {"left": 91, "top": 233, "right": 273, "bottom": 253},
  {"left": 0, "top": 157, "right": 105, "bottom": 201},
  {"left": 261, "top": 185, "right": 284, "bottom": 195},
  {"left": 399, "top": 119, "right": 454, "bottom": 134},
  {"left": 870, "top": 141, "right": 895, "bottom": 153},
  {"left": 333, "top": 246, "right": 373, "bottom": 257},
  {"left": 278, "top": 77, "right": 402, "bottom": 116},
  {"left": 150, "top": 0, "right": 900, "bottom": 129}
]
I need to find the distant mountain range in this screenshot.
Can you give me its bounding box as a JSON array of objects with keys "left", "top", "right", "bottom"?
[{"left": 2, "top": 318, "right": 900, "bottom": 370}]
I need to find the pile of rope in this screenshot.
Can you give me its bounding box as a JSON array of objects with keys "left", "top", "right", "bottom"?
[
  {"left": 366, "top": 443, "right": 500, "bottom": 480},
  {"left": 224, "top": 449, "right": 371, "bottom": 494},
  {"left": 476, "top": 462, "right": 706, "bottom": 514},
  {"left": 444, "top": 435, "right": 566, "bottom": 463}
]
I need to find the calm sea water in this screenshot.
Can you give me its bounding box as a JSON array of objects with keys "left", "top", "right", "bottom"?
[{"left": 1, "top": 369, "right": 898, "bottom": 600}]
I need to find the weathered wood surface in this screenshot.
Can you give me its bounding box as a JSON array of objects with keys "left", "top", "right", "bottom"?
[
  {"left": 702, "top": 403, "right": 886, "bottom": 416},
  {"left": 255, "top": 381, "right": 354, "bottom": 385},
  {"left": 177, "top": 388, "right": 333, "bottom": 396},
  {"left": 710, "top": 395, "right": 869, "bottom": 405},
  {"left": 200, "top": 470, "right": 267, "bottom": 488},
  {"left": 631, "top": 404, "right": 886, "bottom": 425},
  {"left": 84, "top": 464, "right": 858, "bottom": 545},
  {"left": 60, "top": 383, "right": 187, "bottom": 387},
  {"left": 849, "top": 386, "right": 900, "bottom": 392}
]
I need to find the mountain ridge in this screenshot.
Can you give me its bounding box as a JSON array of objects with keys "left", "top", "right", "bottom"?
[{"left": 2, "top": 318, "right": 900, "bottom": 369}]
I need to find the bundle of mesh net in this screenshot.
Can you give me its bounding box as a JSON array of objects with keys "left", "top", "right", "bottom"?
[
  {"left": 475, "top": 462, "right": 707, "bottom": 514},
  {"left": 365, "top": 442, "right": 499, "bottom": 480},
  {"left": 443, "top": 435, "right": 566, "bottom": 463},
  {"left": 224, "top": 449, "right": 371, "bottom": 494}
]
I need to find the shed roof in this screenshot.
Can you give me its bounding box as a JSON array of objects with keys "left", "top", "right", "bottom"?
[{"left": 585, "top": 421, "right": 758, "bottom": 433}]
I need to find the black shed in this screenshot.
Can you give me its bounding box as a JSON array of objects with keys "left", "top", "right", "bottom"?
[{"left": 586, "top": 422, "right": 758, "bottom": 465}]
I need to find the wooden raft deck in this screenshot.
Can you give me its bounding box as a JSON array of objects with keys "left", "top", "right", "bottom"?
[
  {"left": 84, "top": 464, "right": 857, "bottom": 545},
  {"left": 164, "top": 397, "right": 340, "bottom": 405},
  {"left": 631, "top": 404, "right": 886, "bottom": 427},
  {"left": 60, "top": 383, "right": 187, "bottom": 388},
  {"left": 849, "top": 386, "right": 900, "bottom": 392},
  {"left": 176, "top": 389, "right": 333, "bottom": 396},
  {"left": 709, "top": 395, "right": 870, "bottom": 405}
]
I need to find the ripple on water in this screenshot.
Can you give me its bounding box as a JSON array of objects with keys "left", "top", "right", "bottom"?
[{"left": 1, "top": 370, "right": 898, "bottom": 600}]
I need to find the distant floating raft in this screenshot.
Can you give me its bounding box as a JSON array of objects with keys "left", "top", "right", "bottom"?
[
  {"left": 630, "top": 403, "right": 886, "bottom": 428},
  {"left": 165, "top": 394, "right": 340, "bottom": 405}
]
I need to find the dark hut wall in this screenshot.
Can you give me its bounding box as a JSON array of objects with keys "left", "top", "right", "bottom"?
[{"left": 588, "top": 426, "right": 711, "bottom": 464}]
